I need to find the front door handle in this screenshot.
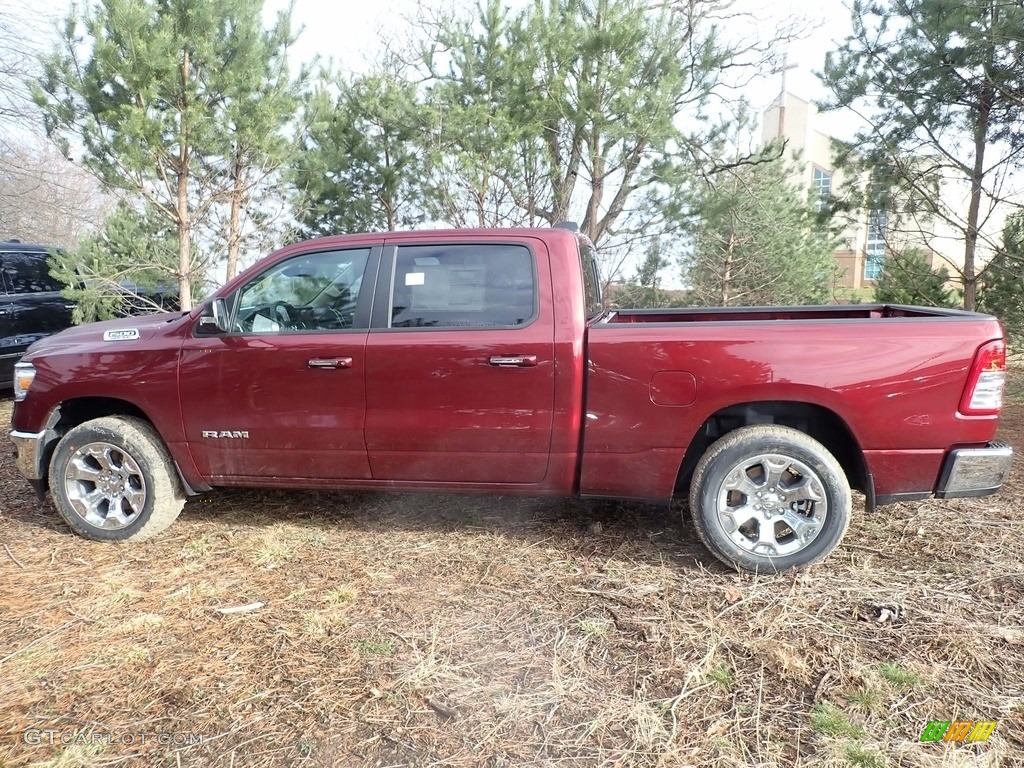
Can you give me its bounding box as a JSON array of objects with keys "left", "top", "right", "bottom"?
[
  {"left": 488, "top": 355, "right": 538, "bottom": 368},
  {"left": 308, "top": 357, "right": 353, "bottom": 369}
]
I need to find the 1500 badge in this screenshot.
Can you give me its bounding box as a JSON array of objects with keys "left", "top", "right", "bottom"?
[
  {"left": 102, "top": 328, "right": 140, "bottom": 342},
  {"left": 202, "top": 431, "right": 250, "bottom": 439}
]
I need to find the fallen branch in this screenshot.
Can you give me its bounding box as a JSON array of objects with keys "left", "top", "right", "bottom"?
[
  {"left": 3, "top": 543, "right": 25, "bottom": 569},
  {"left": 0, "top": 619, "right": 79, "bottom": 666},
  {"left": 426, "top": 695, "right": 458, "bottom": 719},
  {"left": 213, "top": 602, "right": 265, "bottom": 616}
]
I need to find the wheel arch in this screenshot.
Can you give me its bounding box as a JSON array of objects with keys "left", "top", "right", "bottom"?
[
  {"left": 41, "top": 397, "right": 206, "bottom": 495},
  {"left": 674, "top": 400, "right": 870, "bottom": 506}
]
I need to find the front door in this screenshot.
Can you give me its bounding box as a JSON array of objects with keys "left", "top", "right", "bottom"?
[
  {"left": 364, "top": 239, "right": 555, "bottom": 485},
  {"left": 179, "top": 245, "right": 379, "bottom": 481}
]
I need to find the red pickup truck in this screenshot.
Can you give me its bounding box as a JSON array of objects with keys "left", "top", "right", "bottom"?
[{"left": 8, "top": 227, "right": 1013, "bottom": 572}]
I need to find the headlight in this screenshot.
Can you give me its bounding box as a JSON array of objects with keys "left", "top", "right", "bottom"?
[{"left": 13, "top": 362, "right": 36, "bottom": 402}]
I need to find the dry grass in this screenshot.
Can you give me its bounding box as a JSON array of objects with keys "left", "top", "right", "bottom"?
[{"left": 2, "top": 384, "right": 1024, "bottom": 767}]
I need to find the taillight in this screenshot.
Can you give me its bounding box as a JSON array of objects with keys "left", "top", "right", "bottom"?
[{"left": 960, "top": 339, "right": 1006, "bottom": 415}]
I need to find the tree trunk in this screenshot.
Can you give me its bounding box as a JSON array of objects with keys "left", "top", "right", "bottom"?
[
  {"left": 177, "top": 50, "right": 193, "bottom": 311},
  {"left": 177, "top": 172, "right": 192, "bottom": 311},
  {"left": 226, "top": 142, "right": 243, "bottom": 281},
  {"left": 963, "top": 1, "right": 998, "bottom": 311},
  {"left": 722, "top": 229, "right": 735, "bottom": 306}
]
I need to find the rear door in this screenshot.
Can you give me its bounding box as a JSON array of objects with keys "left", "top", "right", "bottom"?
[{"left": 363, "top": 238, "right": 556, "bottom": 484}]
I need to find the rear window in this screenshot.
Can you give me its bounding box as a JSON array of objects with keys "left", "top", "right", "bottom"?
[{"left": 390, "top": 244, "right": 536, "bottom": 329}]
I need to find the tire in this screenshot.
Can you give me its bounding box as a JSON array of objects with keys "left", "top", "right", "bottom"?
[
  {"left": 48, "top": 416, "right": 186, "bottom": 542},
  {"left": 688, "top": 425, "right": 852, "bottom": 573}
]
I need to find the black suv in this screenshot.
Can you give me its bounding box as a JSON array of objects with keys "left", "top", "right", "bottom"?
[
  {"left": 0, "top": 242, "right": 75, "bottom": 387},
  {"left": 0, "top": 241, "right": 181, "bottom": 387}
]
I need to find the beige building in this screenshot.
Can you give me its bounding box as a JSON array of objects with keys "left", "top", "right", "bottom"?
[{"left": 761, "top": 93, "right": 1007, "bottom": 294}]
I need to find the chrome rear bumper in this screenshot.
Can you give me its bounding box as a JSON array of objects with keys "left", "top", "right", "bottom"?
[{"left": 935, "top": 442, "right": 1013, "bottom": 498}]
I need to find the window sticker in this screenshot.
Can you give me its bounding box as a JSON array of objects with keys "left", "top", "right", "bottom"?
[
  {"left": 405, "top": 272, "right": 425, "bottom": 286},
  {"left": 251, "top": 314, "right": 280, "bottom": 333}
]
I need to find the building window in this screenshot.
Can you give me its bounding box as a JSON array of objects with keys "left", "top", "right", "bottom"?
[
  {"left": 812, "top": 167, "right": 832, "bottom": 211},
  {"left": 864, "top": 210, "right": 888, "bottom": 281}
]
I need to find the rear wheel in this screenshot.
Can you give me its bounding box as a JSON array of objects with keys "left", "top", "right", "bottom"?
[
  {"left": 49, "top": 416, "right": 185, "bottom": 542},
  {"left": 688, "top": 425, "right": 851, "bottom": 573}
]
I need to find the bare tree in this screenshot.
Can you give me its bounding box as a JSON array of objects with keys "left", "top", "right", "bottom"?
[
  {"left": 0, "top": 0, "right": 51, "bottom": 149},
  {"left": 0, "top": 138, "right": 111, "bottom": 247},
  {"left": 0, "top": 2, "right": 110, "bottom": 247}
]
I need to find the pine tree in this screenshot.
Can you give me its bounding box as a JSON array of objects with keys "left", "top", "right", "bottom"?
[
  {"left": 978, "top": 213, "right": 1024, "bottom": 349},
  {"left": 873, "top": 249, "right": 960, "bottom": 308},
  {"left": 818, "top": 0, "right": 1024, "bottom": 310},
  {"left": 420, "top": 0, "right": 804, "bottom": 267},
  {"left": 216, "top": 4, "right": 301, "bottom": 280},
  {"left": 292, "top": 69, "right": 429, "bottom": 236},
  {"left": 683, "top": 159, "right": 838, "bottom": 307},
  {"left": 35, "top": 0, "right": 299, "bottom": 306},
  {"left": 48, "top": 204, "right": 180, "bottom": 323}
]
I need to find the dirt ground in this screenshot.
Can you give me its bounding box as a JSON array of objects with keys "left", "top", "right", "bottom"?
[{"left": 1, "top": 388, "right": 1023, "bottom": 768}]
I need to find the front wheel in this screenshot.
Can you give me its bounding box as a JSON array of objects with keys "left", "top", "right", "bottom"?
[
  {"left": 49, "top": 416, "right": 186, "bottom": 542},
  {"left": 688, "top": 425, "right": 852, "bottom": 573}
]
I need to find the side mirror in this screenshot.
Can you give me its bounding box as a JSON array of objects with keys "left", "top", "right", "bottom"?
[{"left": 197, "top": 298, "right": 229, "bottom": 334}]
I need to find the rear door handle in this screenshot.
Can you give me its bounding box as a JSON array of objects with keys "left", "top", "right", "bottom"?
[
  {"left": 488, "top": 355, "right": 538, "bottom": 368},
  {"left": 308, "top": 357, "right": 353, "bottom": 369}
]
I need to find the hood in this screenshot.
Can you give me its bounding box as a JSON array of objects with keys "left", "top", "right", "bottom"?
[{"left": 22, "top": 312, "right": 189, "bottom": 358}]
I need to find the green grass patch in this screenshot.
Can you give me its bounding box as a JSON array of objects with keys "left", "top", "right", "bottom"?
[
  {"left": 844, "top": 743, "right": 886, "bottom": 768},
  {"left": 355, "top": 637, "right": 397, "bottom": 656},
  {"left": 577, "top": 617, "right": 612, "bottom": 637},
  {"left": 708, "top": 663, "right": 733, "bottom": 692},
  {"left": 847, "top": 686, "right": 886, "bottom": 716},
  {"left": 811, "top": 702, "right": 866, "bottom": 739},
  {"left": 877, "top": 662, "right": 921, "bottom": 690}
]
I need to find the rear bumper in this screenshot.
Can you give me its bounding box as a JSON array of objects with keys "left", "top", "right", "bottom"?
[{"left": 935, "top": 442, "right": 1013, "bottom": 499}]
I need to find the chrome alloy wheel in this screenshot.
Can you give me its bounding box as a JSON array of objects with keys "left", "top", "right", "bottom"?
[
  {"left": 715, "top": 453, "right": 827, "bottom": 557},
  {"left": 62, "top": 441, "right": 147, "bottom": 529}
]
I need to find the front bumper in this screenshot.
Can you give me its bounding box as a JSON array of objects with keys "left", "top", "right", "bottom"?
[
  {"left": 11, "top": 429, "right": 47, "bottom": 481},
  {"left": 11, "top": 428, "right": 57, "bottom": 501},
  {"left": 935, "top": 442, "right": 1013, "bottom": 498}
]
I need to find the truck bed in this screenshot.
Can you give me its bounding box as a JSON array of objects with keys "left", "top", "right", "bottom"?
[
  {"left": 604, "top": 304, "right": 970, "bottom": 323},
  {"left": 581, "top": 304, "right": 1005, "bottom": 503}
]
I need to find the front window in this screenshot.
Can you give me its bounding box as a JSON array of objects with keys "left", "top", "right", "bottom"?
[{"left": 234, "top": 248, "right": 370, "bottom": 332}]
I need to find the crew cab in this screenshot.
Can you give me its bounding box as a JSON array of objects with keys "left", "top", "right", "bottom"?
[{"left": 8, "top": 227, "right": 1014, "bottom": 572}]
